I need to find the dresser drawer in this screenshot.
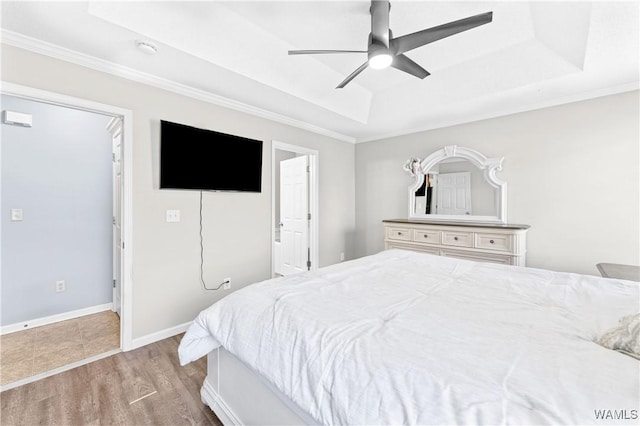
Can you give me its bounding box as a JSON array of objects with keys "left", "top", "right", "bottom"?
[
  {"left": 412, "top": 230, "right": 440, "bottom": 244},
  {"left": 440, "top": 248, "right": 512, "bottom": 265},
  {"left": 388, "top": 241, "right": 440, "bottom": 256},
  {"left": 442, "top": 231, "right": 473, "bottom": 247},
  {"left": 387, "top": 227, "right": 411, "bottom": 241},
  {"left": 475, "top": 233, "right": 512, "bottom": 252}
]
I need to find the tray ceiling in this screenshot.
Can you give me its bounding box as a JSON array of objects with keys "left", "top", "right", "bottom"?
[{"left": 1, "top": 1, "right": 638, "bottom": 143}]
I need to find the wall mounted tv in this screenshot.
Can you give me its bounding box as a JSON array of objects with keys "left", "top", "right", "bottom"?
[{"left": 160, "top": 120, "right": 263, "bottom": 192}]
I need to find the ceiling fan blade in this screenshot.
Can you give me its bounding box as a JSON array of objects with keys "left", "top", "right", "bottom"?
[
  {"left": 392, "top": 11, "right": 493, "bottom": 55},
  {"left": 336, "top": 62, "right": 369, "bottom": 89},
  {"left": 370, "top": 0, "right": 391, "bottom": 47},
  {"left": 288, "top": 50, "right": 367, "bottom": 55},
  {"left": 392, "top": 54, "right": 430, "bottom": 79}
]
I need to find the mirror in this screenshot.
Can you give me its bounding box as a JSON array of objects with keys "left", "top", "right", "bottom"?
[{"left": 404, "top": 145, "right": 507, "bottom": 223}]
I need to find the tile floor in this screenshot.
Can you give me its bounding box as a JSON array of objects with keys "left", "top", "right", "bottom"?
[{"left": 0, "top": 310, "right": 120, "bottom": 386}]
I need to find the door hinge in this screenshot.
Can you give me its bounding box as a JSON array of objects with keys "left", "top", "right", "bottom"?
[
  {"left": 112, "top": 216, "right": 116, "bottom": 225},
  {"left": 306, "top": 165, "right": 310, "bottom": 173},
  {"left": 307, "top": 213, "right": 311, "bottom": 220},
  {"left": 113, "top": 279, "right": 116, "bottom": 288},
  {"left": 112, "top": 153, "right": 116, "bottom": 162},
  {"left": 122, "top": 242, "right": 125, "bottom": 249}
]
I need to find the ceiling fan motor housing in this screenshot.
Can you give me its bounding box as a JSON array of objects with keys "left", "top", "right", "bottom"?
[{"left": 367, "top": 37, "right": 394, "bottom": 62}]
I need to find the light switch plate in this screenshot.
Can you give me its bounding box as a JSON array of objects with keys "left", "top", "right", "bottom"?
[
  {"left": 11, "top": 208, "right": 23, "bottom": 221},
  {"left": 166, "top": 209, "right": 181, "bottom": 223}
]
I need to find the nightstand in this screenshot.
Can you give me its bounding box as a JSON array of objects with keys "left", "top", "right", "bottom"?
[{"left": 596, "top": 263, "right": 640, "bottom": 282}]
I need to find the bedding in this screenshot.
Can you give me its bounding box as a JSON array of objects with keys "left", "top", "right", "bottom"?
[
  {"left": 179, "top": 249, "right": 640, "bottom": 425},
  {"left": 598, "top": 312, "right": 640, "bottom": 358}
]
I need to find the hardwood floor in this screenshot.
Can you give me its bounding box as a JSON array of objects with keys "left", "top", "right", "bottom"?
[{"left": 0, "top": 333, "right": 221, "bottom": 426}]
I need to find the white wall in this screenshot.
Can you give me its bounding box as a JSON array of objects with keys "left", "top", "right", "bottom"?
[
  {"left": 355, "top": 90, "right": 640, "bottom": 276},
  {"left": 1, "top": 95, "right": 113, "bottom": 325},
  {"left": 1, "top": 45, "right": 356, "bottom": 339}
]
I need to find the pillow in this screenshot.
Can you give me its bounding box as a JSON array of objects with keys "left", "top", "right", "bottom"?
[{"left": 598, "top": 313, "right": 640, "bottom": 359}]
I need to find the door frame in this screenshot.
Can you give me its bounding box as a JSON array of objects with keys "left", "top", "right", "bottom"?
[
  {"left": 1, "top": 81, "right": 134, "bottom": 351},
  {"left": 107, "top": 117, "right": 123, "bottom": 317},
  {"left": 271, "top": 141, "right": 319, "bottom": 277}
]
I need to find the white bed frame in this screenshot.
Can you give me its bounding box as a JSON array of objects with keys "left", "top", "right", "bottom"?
[{"left": 202, "top": 348, "right": 318, "bottom": 425}]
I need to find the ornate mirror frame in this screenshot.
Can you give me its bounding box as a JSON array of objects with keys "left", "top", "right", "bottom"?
[{"left": 404, "top": 145, "right": 507, "bottom": 224}]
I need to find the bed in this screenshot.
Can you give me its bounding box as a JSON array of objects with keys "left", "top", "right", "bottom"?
[{"left": 178, "top": 249, "right": 640, "bottom": 425}]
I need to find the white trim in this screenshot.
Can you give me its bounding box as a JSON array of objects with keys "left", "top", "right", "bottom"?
[
  {"left": 0, "top": 348, "right": 121, "bottom": 392},
  {"left": 1, "top": 29, "right": 355, "bottom": 144},
  {"left": 355, "top": 81, "right": 640, "bottom": 144},
  {"left": 130, "top": 321, "right": 191, "bottom": 350},
  {"left": 0, "top": 81, "right": 130, "bottom": 118},
  {"left": 3, "top": 29, "right": 636, "bottom": 146},
  {"left": 201, "top": 376, "right": 243, "bottom": 426},
  {"left": 121, "top": 108, "right": 134, "bottom": 351},
  {"left": 0, "top": 81, "right": 134, "bottom": 351},
  {"left": 1, "top": 303, "right": 112, "bottom": 335},
  {"left": 271, "top": 141, "right": 320, "bottom": 276}
]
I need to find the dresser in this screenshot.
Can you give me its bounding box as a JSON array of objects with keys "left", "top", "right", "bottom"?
[{"left": 383, "top": 219, "right": 530, "bottom": 266}]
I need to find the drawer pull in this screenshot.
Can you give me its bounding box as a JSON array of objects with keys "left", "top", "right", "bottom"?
[
  {"left": 490, "top": 240, "right": 495, "bottom": 244},
  {"left": 454, "top": 237, "right": 459, "bottom": 241},
  {"left": 397, "top": 232, "right": 402, "bottom": 236},
  {"left": 423, "top": 234, "right": 428, "bottom": 238}
]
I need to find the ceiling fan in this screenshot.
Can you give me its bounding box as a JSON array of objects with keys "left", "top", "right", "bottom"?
[{"left": 288, "top": 1, "right": 493, "bottom": 89}]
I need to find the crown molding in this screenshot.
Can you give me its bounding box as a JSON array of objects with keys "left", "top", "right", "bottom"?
[
  {"left": 1, "top": 29, "right": 356, "bottom": 144},
  {"left": 355, "top": 81, "right": 640, "bottom": 143}
]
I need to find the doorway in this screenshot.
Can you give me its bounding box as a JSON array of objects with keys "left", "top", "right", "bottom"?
[
  {"left": 0, "top": 82, "right": 132, "bottom": 390},
  {"left": 271, "top": 141, "right": 318, "bottom": 277}
]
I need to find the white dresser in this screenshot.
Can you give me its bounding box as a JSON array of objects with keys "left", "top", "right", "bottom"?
[{"left": 384, "top": 219, "right": 529, "bottom": 266}]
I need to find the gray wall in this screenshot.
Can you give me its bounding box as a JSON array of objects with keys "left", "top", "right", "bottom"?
[
  {"left": 1, "top": 95, "right": 113, "bottom": 325},
  {"left": 355, "top": 90, "right": 640, "bottom": 276},
  {"left": 1, "top": 44, "right": 356, "bottom": 339}
]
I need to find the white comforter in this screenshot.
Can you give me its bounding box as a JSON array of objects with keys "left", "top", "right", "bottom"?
[{"left": 179, "top": 249, "right": 640, "bottom": 425}]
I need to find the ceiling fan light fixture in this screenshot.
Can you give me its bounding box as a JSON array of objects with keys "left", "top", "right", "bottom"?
[{"left": 369, "top": 52, "right": 393, "bottom": 69}]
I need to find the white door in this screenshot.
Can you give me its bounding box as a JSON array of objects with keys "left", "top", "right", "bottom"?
[
  {"left": 280, "top": 155, "right": 310, "bottom": 275},
  {"left": 436, "top": 172, "right": 472, "bottom": 215},
  {"left": 110, "top": 119, "right": 123, "bottom": 316}
]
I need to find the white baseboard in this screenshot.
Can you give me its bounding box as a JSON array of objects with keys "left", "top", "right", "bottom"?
[
  {"left": 1, "top": 303, "right": 113, "bottom": 335},
  {"left": 201, "top": 376, "right": 243, "bottom": 426},
  {"left": 130, "top": 321, "right": 191, "bottom": 350}
]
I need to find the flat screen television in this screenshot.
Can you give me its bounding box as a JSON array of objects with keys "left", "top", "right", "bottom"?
[{"left": 160, "top": 120, "right": 263, "bottom": 192}]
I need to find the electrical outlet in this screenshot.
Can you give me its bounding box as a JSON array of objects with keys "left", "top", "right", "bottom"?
[
  {"left": 166, "top": 209, "right": 181, "bottom": 223},
  {"left": 55, "top": 280, "right": 66, "bottom": 293},
  {"left": 11, "top": 208, "right": 23, "bottom": 222},
  {"left": 223, "top": 277, "right": 231, "bottom": 290}
]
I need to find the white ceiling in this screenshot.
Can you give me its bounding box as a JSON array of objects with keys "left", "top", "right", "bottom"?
[{"left": 1, "top": 1, "right": 638, "bottom": 143}]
